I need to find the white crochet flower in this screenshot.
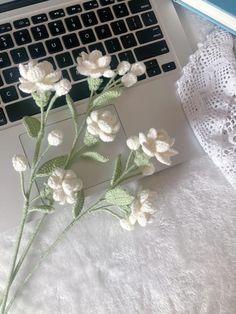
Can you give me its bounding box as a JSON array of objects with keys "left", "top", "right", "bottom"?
[
  {"left": 139, "top": 128, "right": 178, "bottom": 166},
  {"left": 126, "top": 136, "right": 140, "bottom": 151},
  {"left": 12, "top": 155, "right": 28, "bottom": 172},
  {"left": 48, "top": 168, "right": 83, "bottom": 205},
  {"left": 117, "top": 61, "right": 131, "bottom": 76},
  {"left": 120, "top": 62, "right": 146, "bottom": 87},
  {"left": 54, "top": 79, "right": 72, "bottom": 96},
  {"left": 76, "top": 50, "right": 113, "bottom": 78},
  {"left": 19, "top": 61, "right": 61, "bottom": 94},
  {"left": 121, "top": 72, "right": 137, "bottom": 87},
  {"left": 47, "top": 130, "right": 64, "bottom": 146},
  {"left": 86, "top": 110, "right": 120, "bottom": 142},
  {"left": 129, "top": 190, "right": 158, "bottom": 227}
]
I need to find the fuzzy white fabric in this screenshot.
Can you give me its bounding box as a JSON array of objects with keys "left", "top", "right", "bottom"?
[
  {"left": 0, "top": 156, "right": 235, "bottom": 314},
  {"left": 177, "top": 29, "right": 236, "bottom": 189}
]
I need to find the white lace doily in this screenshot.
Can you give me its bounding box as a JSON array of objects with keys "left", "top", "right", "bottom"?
[{"left": 177, "top": 29, "right": 236, "bottom": 189}]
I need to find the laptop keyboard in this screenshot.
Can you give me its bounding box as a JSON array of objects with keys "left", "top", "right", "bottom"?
[{"left": 0, "top": 0, "right": 177, "bottom": 128}]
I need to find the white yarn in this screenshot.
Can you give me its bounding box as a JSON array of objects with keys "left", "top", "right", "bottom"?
[{"left": 177, "top": 29, "right": 236, "bottom": 189}]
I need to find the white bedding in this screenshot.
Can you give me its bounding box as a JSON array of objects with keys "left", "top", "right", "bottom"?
[{"left": 0, "top": 8, "right": 236, "bottom": 314}]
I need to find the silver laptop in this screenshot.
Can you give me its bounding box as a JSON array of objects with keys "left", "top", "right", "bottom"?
[{"left": 0, "top": 0, "right": 202, "bottom": 232}]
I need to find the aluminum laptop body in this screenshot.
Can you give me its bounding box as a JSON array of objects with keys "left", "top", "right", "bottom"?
[{"left": 0, "top": 0, "right": 203, "bottom": 232}]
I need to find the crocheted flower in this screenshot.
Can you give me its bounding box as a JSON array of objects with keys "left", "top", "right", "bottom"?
[
  {"left": 129, "top": 190, "right": 158, "bottom": 227},
  {"left": 48, "top": 168, "right": 83, "bottom": 205},
  {"left": 54, "top": 79, "right": 72, "bottom": 96},
  {"left": 121, "top": 62, "right": 146, "bottom": 87},
  {"left": 126, "top": 136, "right": 140, "bottom": 151},
  {"left": 12, "top": 155, "right": 28, "bottom": 172},
  {"left": 86, "top": 110, "right": 120, "bottom": 142},
  {"left": 47, "top": 130, "right": 64, "bottom": 146},
  {"left": 19, "top": 61, "right": 61, "bottom": 94},
  {"left": 117, "top": 61, "right": 131, "bottom": 76},
  {"left": 76, "top": 50, "right": 114, "bottom": 78},
  {"left": 139, "top": 128, "right": 178, "bottom": 165}
]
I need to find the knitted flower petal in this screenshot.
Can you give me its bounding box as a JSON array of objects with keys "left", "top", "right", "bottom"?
[
  {"left": 99, "top": 132, "right": 115, "bottom": 142},
  {"left": 19, "top": 82, "right": 37, "bottom": 94},
  {"left": 97, "top": 55, "right": 111, "bottom": 68}
]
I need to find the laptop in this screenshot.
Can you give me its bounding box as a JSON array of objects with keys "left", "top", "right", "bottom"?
[{"left": 0, "top": 0, "right": 203, "bottom": 232}]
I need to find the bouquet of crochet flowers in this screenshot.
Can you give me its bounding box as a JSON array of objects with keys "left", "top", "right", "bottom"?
[{"left": 0, "top": 50, "right": 178, "bottom": 313}]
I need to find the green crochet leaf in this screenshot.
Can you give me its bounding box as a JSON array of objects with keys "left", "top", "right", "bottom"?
[
  {"left": 134, "top": 151, "right": 151, "bottom": 167},
  {"left": 105, "top": 188, "right": 134, "bottom": 206},
  {"left": 22, "top": 116, "right": 41, "bottom": 138},
  {"left": 80, "top": 151, "right": 109, "bottom": 163},
  {"left": 28, "top": 205, "right": 55, "bottom": 214},
  {"left": 88, "top": 77, "right": 103, "bottom": 92},
  {"left": 111, "top": 154, "right": 122, "bottom": 186},
  {"left": 36, "top": 155, "right": 68, "bottom": 177},
  {"left": 83, "top": 131, "right": 99, "bottom": 147},
  {"left": 93, "top": 87, "right": 122, "bottom": 107},
  {"left": 72, "top": 190, "right": 85, "bottom": 219}
]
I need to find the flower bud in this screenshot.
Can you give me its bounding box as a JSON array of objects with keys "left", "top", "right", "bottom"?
[
  {"left": 141, "top": 163, "right": 155, "bottom": 176},
  {"left": 54, "top": 79, "right": 72, "bottom": 96},
  {"left": 48, "top": 129, "right": 64, "bottom": 146},
  {"left": 12, "top": 155, "right": 28, "bottom": 172},
  {"left": 126, "top": 136, "right": 140, "bottom": 150},
  {"left": 121, "top": 72, "right": 137, "bottom": 88},
  {"left": 131, "top": 62, "right": 146, "bottom": 76},
  {"left": 117, "top": 61, "right": 131, "bottom": 76},
  {"left": 120, "top": 219, "right": 134, "bottom": 231}
]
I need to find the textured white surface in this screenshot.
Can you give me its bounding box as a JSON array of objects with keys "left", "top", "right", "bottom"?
[
  {"left": 0, "top": 156, "right": 236, "bottom": 314},
  {"left": 1, "top": 8, "right": 236, "bottom": 314}
]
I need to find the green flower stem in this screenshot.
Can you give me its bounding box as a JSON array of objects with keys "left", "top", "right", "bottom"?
[
  {"left": 5, "top": 210, "right": 88, "bottom": 314},
  {"left": 91, "top": 207, "right": 122, "bottom": 220},
  {"left": 124, "top": 151, "right": 134, "bottom": 172},
  {"left": 44, "top": 94, "right": 58, "bottom": 123},
  {"left": 0, "top": 207, "right": 28, "bottom": 314},
  {"left": 10, "top": 214, "right": 47, "bottom": 284}
]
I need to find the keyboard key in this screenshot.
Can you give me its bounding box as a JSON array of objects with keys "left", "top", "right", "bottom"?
[
  {"left": 6, "top": 97, "right": 40, "bottom": 122},
  {"left": 99, "top": 0, "right": 115, "bottom": 5},
  {"left": 141, "top": 11, "right": 157, "bottom": 26},
  {"left": 65, "top": 16, "right": 82, "bottom": 32},
  {"left": 14, "top": 30, "right": 32, "bottom": 45},
  {"left": 72, "top": 47, "right": 88, "bottom": 61},
  {"left": 0, "top": 23, "right": 12, "bottom": 34},
  {"left": 62, "top": 69, "right": 71, "bottom": 81},
  {"left": 111, "top": 20, "right": 127, "bottom": 35},
  {"left": 56, "top": 52, "right": 73, "bottom": 68},
  {"left": 118, "top": 50, "right": 135, "bottom": 63},
  {"left": 128, "top": 0, "right": 151, "bottom": 14},
  {"left": 81, "top": 12, "right": 98, "bottom": 27},
  {"left": 79, "top": 29, "right": 96, "bottom": 44},
  {"left": 31, "top": 25, "right": 49, "bottom": 41},
  {"left": 10, "top": 48, "right": 29, "bottom": 64},
  {"left": 0, "top": 108, "right": 7, "bottom": 125},
  {"left": 0, "top": 52, "right": 11, "bottom": 68},
  {"left": 48, "top": 21, "right": 66, "bottom": 36},
  {"left": 0, "top": 34, "right": 14, "bottom": 50},
  {"left": 45, "top": 38, "right": 63, "bottom": 54},
  {"left": 126, "top": 15, "right": 142, "bottom": 31},
  {"left": 120, "top": 33, "right": 137, "bottom": 49},
  {"left": 97, "top": 7, "right": 114, "bottom": 23},
  {"left": 88, "top": 42, "right": 106, "bottom": 55},
  {"left": 134, "top": 40, "right": 169, "bottom": 61},
  {"left": 49, "top": 9, "right": 65, "bottom": 20},
  {"left": 0, "top": 75, "right": 3, "bottom": 87},
  {"left": 3, "top": 67, "right": 20, "bottom": 84},
  {"left": 162, "top": 61, "right": 176, "bottom": 72},
  {"left": 0, "top": 86, "right": 18, "bottom": 103},
  {"left": 105, "top": 38, "right": 122, "bottom": 53},
  {"left": 112, "top": 3, "right": 129, "bottom": 18},
  {"left": 31, "top": 13, "right": 48, "bottom": 24},
  {"left": 83, "top": 1, "right": 98, "bottom": 10},
  {"left": 62, "top": 33, "right": 80, "bottom": 49},
  {"left": 28, "top": 43, "right": 46, "bottom": 59},
  {"left": 95, "top": 24, "right": 112, "bottom": 40},
  {"left": 70, "top": 67, "right": 86, "bottom": 82},
  {"left": 66, "top": 4, "right": 82, "bottom": 15},
  {"left": 136, "top": 26, "right": 163, "bottom": 44},
  {"left": 110, "top": 55, "right": 119, "bottom": 69},
  {"left": 40, "top": 57, "right": 56, "bottom": 69},
  {"left": 13, "top": 18, "right": 30, "bottom": 29}
]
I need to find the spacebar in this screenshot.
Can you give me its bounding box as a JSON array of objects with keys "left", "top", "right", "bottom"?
[{"left": 134, "top": 40, "right": 169, "bottom": 61}]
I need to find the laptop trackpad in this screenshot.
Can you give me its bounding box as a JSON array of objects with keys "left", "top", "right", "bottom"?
[{"left": 19, "top": 105, "right": 127, "bottom": 191}]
